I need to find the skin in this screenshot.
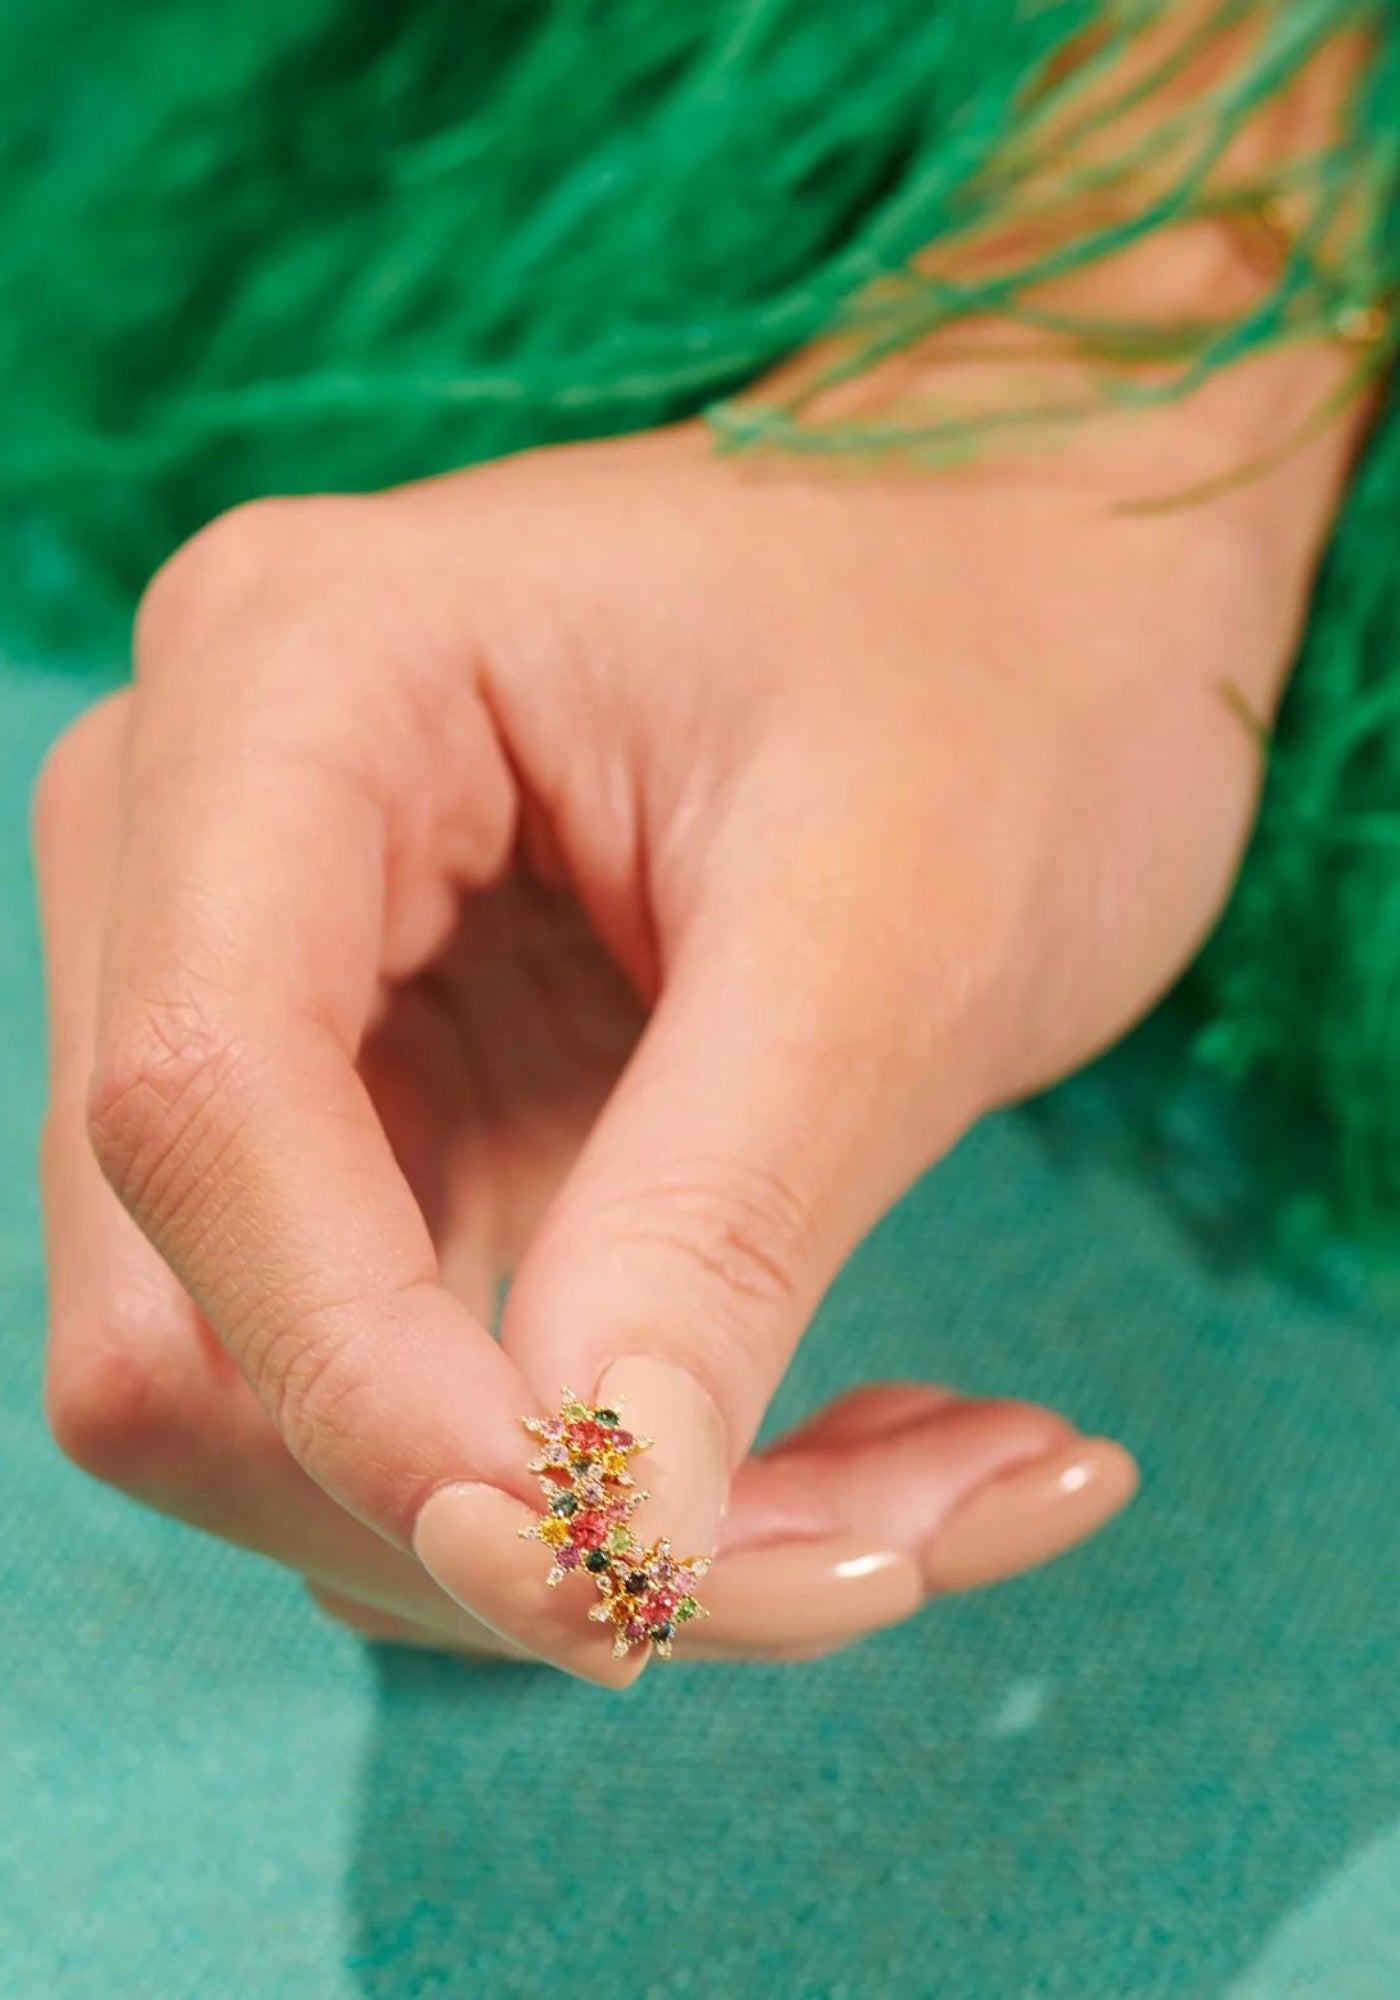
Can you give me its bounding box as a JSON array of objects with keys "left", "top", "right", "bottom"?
[{"left": 31, "top": 187, "right": 1366, "bottom": 1672}]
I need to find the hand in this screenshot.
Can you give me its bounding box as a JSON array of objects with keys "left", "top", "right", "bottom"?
[{"left": 34, "top": 339, "right": 1351, "bottom": 1680}]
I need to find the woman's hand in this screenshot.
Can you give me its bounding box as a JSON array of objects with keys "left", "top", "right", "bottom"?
[{"left": 33, "top": 335, "right": 1353, "bottom": 1680}]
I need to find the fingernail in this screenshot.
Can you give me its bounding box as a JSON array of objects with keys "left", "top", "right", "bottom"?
[
  {"left": 688, "top": 1536, "right": 923, "bottom": 1660},
  {"left": 413, "top": 1481, "right": 645, "bottom": 1688},
  {"left": 412, "top": 1360, "right": 730, "bottom": 1686},
  {"left": 308, "top": 1584, "right": 526, "bottom": 1658},
  {"left": 593, "top": 1354, "right": 730, "bottom": 1563},
  {"left": 923, "top": 1438, "right": 1138, "bottom": 1594}
]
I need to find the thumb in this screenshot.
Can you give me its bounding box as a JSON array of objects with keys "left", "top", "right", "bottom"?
[{"left": 414, "top": 821, "right": 994, "bottom": 1678}]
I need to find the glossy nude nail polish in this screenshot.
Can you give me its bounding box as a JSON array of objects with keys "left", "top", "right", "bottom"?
[{"left": 923, "top": 1438, "right": 1138, "bottom": 1594}]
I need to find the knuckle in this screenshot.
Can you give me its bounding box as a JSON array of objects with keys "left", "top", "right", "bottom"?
[
  {"left": 594, "top": 1156, "right": 812, "bottom": 1338},
  {"left": 247, "top": 1303, "right": 367, "bottom": 1481},
  {"left": 30, "top": 694, "right": 130, "bottom": 854},
  {"left": 135, "top": 496, "right": 326, "bottom": 657},
  {"left": 86, "top": 993, "right": 246, "bottom": 1227},
  {"left": 46, "top": 1314, "right": 191, "bottom": 1491}
]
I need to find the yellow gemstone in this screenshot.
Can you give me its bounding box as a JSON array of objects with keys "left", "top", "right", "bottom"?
[
  {"left": 597, "top": 1449, "right": 628, "bottom": 1479},
  {"left": 538, "top": 1516, "right": 570, "bottom": 1548}
]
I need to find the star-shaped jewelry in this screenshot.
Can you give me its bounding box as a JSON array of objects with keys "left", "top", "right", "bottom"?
[
  {"left": 519, "top": 1484, "right": 649, "bottom": 1587},
  {"left": 523, "top": 1387, "right": 653, "bottom": 1495},
  {"left": 587, "top": 1537, "right": 711, "bottom": 1659}
]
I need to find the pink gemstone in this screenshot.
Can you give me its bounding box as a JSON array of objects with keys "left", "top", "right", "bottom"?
[
  {"left": 569, "top": 1511, "right": 608, "bottom": 1549},
  {"left": 557, "top": 1547, "right": 581, "bottom": 1570},
  {"left": 624, "top": 1619, "right": 648, "bottom": 1643},
  {"left": 612, "top": 1430, "right": 635, "bottom": 1448}
]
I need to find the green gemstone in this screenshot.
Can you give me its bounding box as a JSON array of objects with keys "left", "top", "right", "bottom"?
[
  {"left": 595, "top": 1408, "right": 620, "bottom": 1427},
  {"left": 650, "top": 1622, "right": 674, "bottom": 1644},
  {"left": 549, "top": 1492, "right": 578, "bottom": 1518},
  {"left": 584, "top": 1550, "right": 611, "bottom": 1574},
  {"left": 605, "top": 1528, "right": 631, "bottom": 1553},
  {"left": 675, "top": 1596, "right": 699, "bottom": 1621}
]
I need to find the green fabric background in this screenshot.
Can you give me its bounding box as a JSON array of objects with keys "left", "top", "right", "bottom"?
[{"left": 2, "top": 667, "right": 1397, "bottom": 1998}]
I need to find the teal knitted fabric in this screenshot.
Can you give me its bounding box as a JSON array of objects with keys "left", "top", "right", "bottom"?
[{"left": 3, "top": 0, "right": 1400, "bottom": 1240}]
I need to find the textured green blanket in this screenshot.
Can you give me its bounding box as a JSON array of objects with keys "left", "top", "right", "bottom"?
[{"left": 4, "top": 669, "right": 1397, "bottom": 1999}]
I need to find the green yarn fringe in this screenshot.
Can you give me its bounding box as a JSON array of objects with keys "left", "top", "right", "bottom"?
[{"left": 4, "top": 0, "right": 1400, "bottom": 1248}]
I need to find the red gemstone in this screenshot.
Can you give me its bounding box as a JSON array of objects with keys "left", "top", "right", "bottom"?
[
  {"left": 569, "top": 1511, "right": 608, "bottom": 1549},
  {"left": 642, "top": 1590, "right": 679, "bottom": 1623},
  {"left": 612, "top": 1430, "right": 635, "bottom": 1449},
  {"left": 566, "top": 1420, "right": 610, "bottom": 1453}
]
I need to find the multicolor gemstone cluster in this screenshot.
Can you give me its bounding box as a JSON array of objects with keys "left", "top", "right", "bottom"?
[{"left": 520, "top": 1389, "right": 710, "bottom": 1660}]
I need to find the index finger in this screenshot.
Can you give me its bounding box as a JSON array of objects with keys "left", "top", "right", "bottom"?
[{"left": 86, "top": 505, "right": 639, "bottom": 1682}]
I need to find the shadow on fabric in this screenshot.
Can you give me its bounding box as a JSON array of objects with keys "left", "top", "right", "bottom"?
[{"left": 341, "top": 1114, "right": 1400, "bottom": 1997}]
